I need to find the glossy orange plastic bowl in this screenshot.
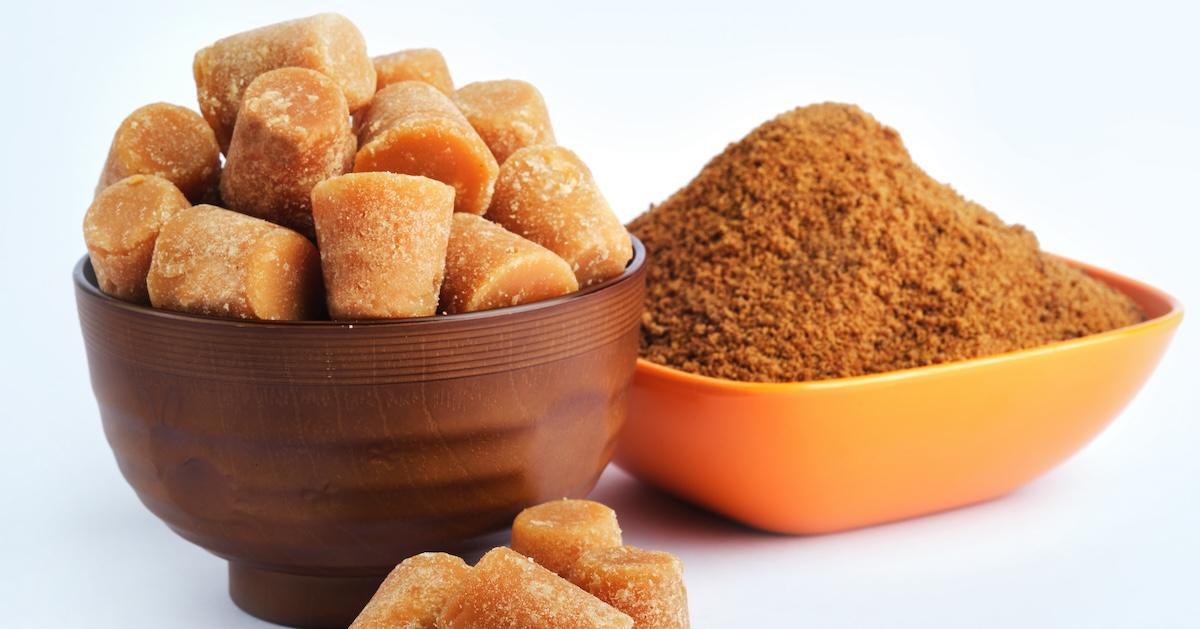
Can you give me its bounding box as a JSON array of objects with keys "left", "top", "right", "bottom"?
[{"left": 615, "top": 259, "right": 1182, "bottom": 534}]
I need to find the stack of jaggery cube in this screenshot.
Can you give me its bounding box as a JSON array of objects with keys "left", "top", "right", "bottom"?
[
  {"left": 352, "top": 499, "right": 690, "bottom": 629},
  {"left": 83, "top": 13, "right": 632, "bottom": 321}
]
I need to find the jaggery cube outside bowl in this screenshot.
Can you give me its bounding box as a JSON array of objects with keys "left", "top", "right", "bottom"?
[
  {"left": 616, "top": 258, "right": 1182, "bottom": 535},
  {"left": 73, "top": 238, "right": 644, "bottom": 629}
]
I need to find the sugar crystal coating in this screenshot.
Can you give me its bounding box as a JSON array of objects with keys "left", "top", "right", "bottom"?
[
  {"left": 84, "top": 175, "right": 191, "bottom": 303},
  {"left": 311, "top": 172, "right": 455, "bottom": 319},
  {"left": 193, "top": 13, "right": 374, "bottom": 152},
  {"left": 220, "top": 67, "right": 355, "bottom": 240},
  {"left": 438, "top": 547, "right": 632, "bottom": 629},
  {"left": 487, "top": 145, "right": 631, "bottom": 286},
  {"left": 147, "top": 205, "right": 324, "bottom": 320},
  {"left": 511, "top": 499, "right": 622, "bottom": 576},
  {"left": 350, "top": 552, "right": 471, "bottom": 629},
  {"left": 97, "top": 103, "right": 220, "bottom": 203},
  {"left": 440, "top": 214, "right": 578, "bottom": 314},
  {"left": 355, "top": 81, "right": 498, "bottom": 215},
  {"left": 567, "top": 546, "right": 690, "bottom": 629},
  {"left": 453, "top": 80, "right": 556, "bottom": 164},
  {"left": 374, "top": 48, "right": 454, "bottom": 95}
]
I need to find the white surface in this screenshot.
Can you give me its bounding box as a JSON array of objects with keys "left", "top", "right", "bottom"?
[{"left": 2, "top": 1, "right": 1198, "bottom": 627}]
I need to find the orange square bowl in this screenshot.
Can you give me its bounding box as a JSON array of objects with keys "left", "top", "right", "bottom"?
[{"left": 614, "top": 259, "right": 1182, "bottom": 534}]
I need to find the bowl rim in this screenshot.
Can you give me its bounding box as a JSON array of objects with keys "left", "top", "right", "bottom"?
[
  {"left": 74, "top": 235, "right": 645, "bottom": 328},
  {"left": 636, "top": 255, "right": 1184, "bottom": 392}
]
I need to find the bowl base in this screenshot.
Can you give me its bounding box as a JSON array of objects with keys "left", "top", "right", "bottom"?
[{"left": 228, "top": 562, "right": 385, "bottom": 628}]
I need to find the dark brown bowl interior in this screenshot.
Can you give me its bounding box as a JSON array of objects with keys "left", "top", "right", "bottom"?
[{"left": 74, "top": 238, "right": 645, "bottom": 628}]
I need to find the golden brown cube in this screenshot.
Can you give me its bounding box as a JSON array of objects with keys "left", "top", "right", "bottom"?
[
  {"left": 350, "top": 552, "right": 471, "bottom": 629},
  {"left": 511, "top": 499, "right": 623, "bottom": 576},
  {"left": 355, "top": 81, "right": 498, "bottom": 215},
  {"left": 374, "top": 48, "right": 454, "bottom": 95},
  {"left": 193, "top": 13, "right": 374, "bottom": 152},
  {"left": 96, "top": 103, "right": 220, "bottom": 203},
  {"left": 311, "top": 172, "right": 455, "bottom": 319},
  {"left": 440, "top": 214, "right": 578, "bottom": 314},
  {"left": 84, "top": 175, "right": 191, "bottom": 303},
  {"left": 486, "top": 145, "right": 631, "bottom": 286},
  {"left": 568, "top": 546, "right": 690, "bottom": 629},
  {"left": 438, "top": 547, "right": 632, "bottom": 629},
  {"left": 147, "top": 205, "right": 324, "bottom": 320},
  {"left": 220, "top": 67, "right": 355, "bottom": 240},
  {"left": 454, "top": 80, "right": 555, "bottom": 164}
]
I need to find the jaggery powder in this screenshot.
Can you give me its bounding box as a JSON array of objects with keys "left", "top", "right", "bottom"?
[{"left": 629, "top": 103, "right": 1144, "bottom": 382}]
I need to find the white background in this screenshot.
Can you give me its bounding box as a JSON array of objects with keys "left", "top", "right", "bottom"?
[{"left": 2, "top": 1, "right": 1197, "bottom": 627}]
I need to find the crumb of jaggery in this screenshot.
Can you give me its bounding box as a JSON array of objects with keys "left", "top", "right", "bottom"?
[{"left": 629, "top": 103, "right": 1144, "bottom": 383}]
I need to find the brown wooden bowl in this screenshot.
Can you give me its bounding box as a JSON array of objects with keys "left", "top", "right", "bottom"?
[{"left": 73, "top": 237, "right": 645, "bottom": 628}]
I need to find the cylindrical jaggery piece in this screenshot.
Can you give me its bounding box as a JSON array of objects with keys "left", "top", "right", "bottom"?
[
  {"left": 568, "top": 546, "right": 690, "bottom": 629},
  {"left": 147, "top": 205, "right": 324, "bottom": 320},
  {"left": 440, "top": 214, "right": 578, "bottom": 314},
  {"left": 374, "top": 48, "right": 454, "bottom": 95},
  {"left": 510, "top": 499, "right": 623, "bottom": 576},
  {"left": 193, "top": 13, "right": 375, "bottom": 152},
  {"left": 453, "top": 80, "right": 556, "bottom": 164},
  {"left": 84, "top": 175, "right": 191, "bottom": 303},
  {"left": 486, "top": 145, "right": 631, "bottom": 286},
  {"left": 220, "top": 67, "right": 355, "bottom": 240},
  {"left": 354, "top": 81, "right": 498, "bottom": 215},
  {"left": 311, "top": 172, "right": 455, "bottom": 319},
  {"left": 96, "top": 103, "right": 221, "bottom": 203},
  {"left": 351, "top": 552, "right": 472, "bottom": 629},
  {"left": 438, "top": 547, "right": 632, "bottom": 629}
]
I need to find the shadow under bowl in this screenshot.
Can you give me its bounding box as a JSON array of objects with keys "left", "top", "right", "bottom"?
[
  {"left": 615, "top": 256, "right": 1182, "bottom": 535},
  {"left": 74, "top": 238, "right": 645, "bottom": 628}
]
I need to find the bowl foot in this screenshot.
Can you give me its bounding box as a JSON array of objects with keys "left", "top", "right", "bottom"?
[{"left": 228, "top": 562, "right": 385, "bottom": 628}]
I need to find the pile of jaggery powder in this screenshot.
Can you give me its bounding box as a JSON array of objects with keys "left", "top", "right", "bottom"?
[{"left": 631, "top": 103, "right": 1143, "bottom": 382}]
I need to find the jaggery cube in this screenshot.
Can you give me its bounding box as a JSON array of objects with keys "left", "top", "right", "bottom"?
[
  {"left": 310, "top": 172, "right": 455, "bottom": 319},
  {"left": 374, "top": 48, "right": 454, "bottom": 95},
  {"left": 97, "top": 103, "right": 220, "bottom": 203},
  {"left": 220, "top": 67, "right": 355, "bottom": 239},
  {"left": 453, "top": 79, "right": 556, "bottom": 164},
  {"left": 84, "top": 175, "right": 191, "bottom": 303},
  {"left": 511, "top": 499, "right": 623, "bottom": 575},
  {"left": 568, "top": 546, "right": 690, "bottom": 629},
  {"left": 355, "top": 81, "right": 498, "bottom": 215},
  {"left": 147, "top": 205, "right": 324, "bottom": 320},
  {"left": 439, "top": 214, "right": 578, "bottom": 314},
  {"left": 438, "top": 547, "right": 632, "bottom": 629},
  {"left": 351, "top": 553, "right": 471, "bottom": 629},
  {"left": 193, "top": 13, "right": 374, "bottom": 151},
  {"left": 488, "top": 145, "right": 631, "bottom": 286}
]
